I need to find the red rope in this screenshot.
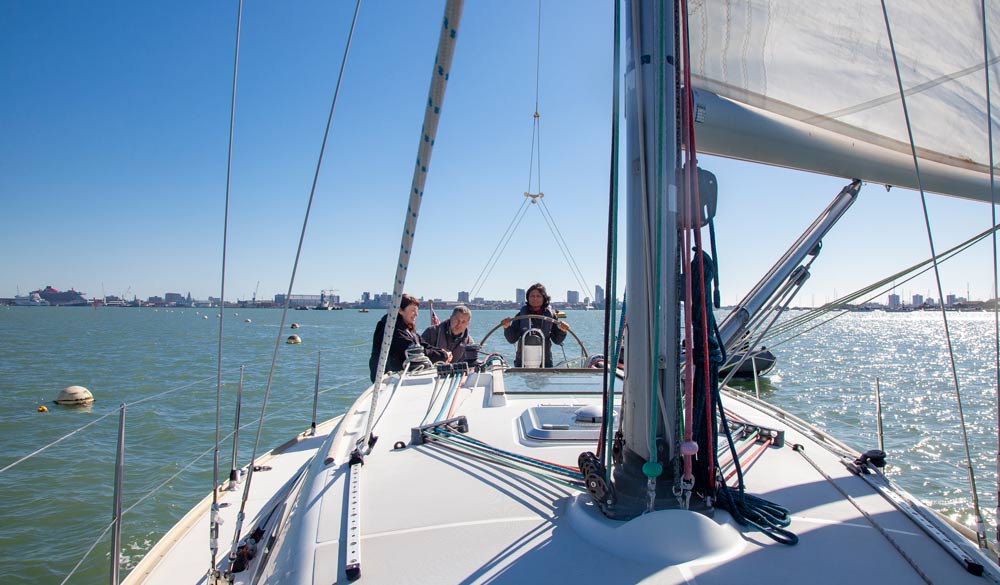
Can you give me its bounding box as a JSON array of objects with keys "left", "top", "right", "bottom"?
[
  {"left": 724, "top": 439, "right": 774, "bottom": 482},
  {"left": 677, "top": 0, "right": 716, "bottom": 487}
]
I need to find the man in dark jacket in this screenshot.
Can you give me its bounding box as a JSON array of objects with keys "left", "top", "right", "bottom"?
[
  {"left": 501, "top": 283, "right": 568, "bottom": 367},
  {"left": 421, "top": 305, "right": 476, "bottom": 366},
  {"left": 369, "top": 294, "right": 451, "bottom": 382}
]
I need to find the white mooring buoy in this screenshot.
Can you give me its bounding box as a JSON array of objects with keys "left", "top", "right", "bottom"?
[
  {"left": 287, "top": 334, "right": 302, "bottom": 344},
  {"left": 55, "top": 385, "right": 95, "bottom": 406}
]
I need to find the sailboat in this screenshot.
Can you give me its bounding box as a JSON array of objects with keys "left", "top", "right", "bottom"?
[{"left": 121, "top": 1, "right": 1000, "bottom": 584}]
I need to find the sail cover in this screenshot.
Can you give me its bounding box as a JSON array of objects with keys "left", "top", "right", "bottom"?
[{"left": 688, "top": 0, "right": 1000, "bottom": 202}]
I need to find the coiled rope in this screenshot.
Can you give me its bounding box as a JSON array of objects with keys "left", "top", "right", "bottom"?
[{"left": 713, "top": 382, "right": 797, "bottom": 545}]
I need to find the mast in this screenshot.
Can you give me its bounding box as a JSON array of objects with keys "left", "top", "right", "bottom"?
[{"left": 611, "top": 0, "right": 681, "bottom": 516}]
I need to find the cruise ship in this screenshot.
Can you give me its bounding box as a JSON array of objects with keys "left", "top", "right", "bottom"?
[{"left": 32, "top": 286, "right": 88, "bottom": 306}]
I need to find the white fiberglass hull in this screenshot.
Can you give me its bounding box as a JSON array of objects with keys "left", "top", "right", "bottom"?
[{"left": 129, "top": 367, "right": 997, "bottom": 584}]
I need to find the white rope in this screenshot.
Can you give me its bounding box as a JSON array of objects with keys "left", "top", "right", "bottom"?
[
  {"left": 881, "top": 0, "right": 987, "bottom": 548},
  {"left": 363, "top": 0, "right": 466, "bottom": 451}
]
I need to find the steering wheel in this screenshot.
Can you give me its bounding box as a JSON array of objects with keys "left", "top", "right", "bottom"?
[{"left": 480, "top": 314, "right": 588, "bottom": 366}]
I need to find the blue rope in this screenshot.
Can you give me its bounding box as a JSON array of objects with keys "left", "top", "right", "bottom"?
[{"left": 429, "top": 428, "right": 583, "bottom": 480}]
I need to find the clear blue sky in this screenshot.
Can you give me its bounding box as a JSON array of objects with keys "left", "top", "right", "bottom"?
[{"left": 2, "top": 1, "right": 997, "bottom": 306}]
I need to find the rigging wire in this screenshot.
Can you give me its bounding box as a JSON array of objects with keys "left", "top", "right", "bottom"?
[
  {"left": 537, "top": 198, "right": 593, "bottom": 295},
  {"left": 0, "top": 409, "right": 117, "bottom": 475},
  {"left": 526, "top": 0, "right": 543, "bottom": 197},
  {"left": 980, "top": 0, "right": 1000, "bottom": 555},
  {"left": 469, "top": 0, "right": 592, "bottom": 300},
  {"left": 210, "top": 0, "right": 243, "bottom": 575},
  {"left": 754, "top": 244, "right": 989, "bottom": 358},
  {"left": 763, "top": 225, "right": 1000, "bottom": 346},
  {"left": 468, "top": 200, "right": 531, "bottom": 299},
  {"left": 227, "top": 0, "right": 364, "bottom": 571},
  {"left": 881, "top": 0, "right": 987, "bottom": 548}
]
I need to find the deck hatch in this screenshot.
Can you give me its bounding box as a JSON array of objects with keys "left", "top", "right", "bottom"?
[
  {"left": 519, "top": 405, "right": 619, "bottom": 441},
  {"left": 501, "top": 371, "right": 605, "bottom": 394}
]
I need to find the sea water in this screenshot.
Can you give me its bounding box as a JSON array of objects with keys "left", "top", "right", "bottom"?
[{"left": 0, "top": 306, "right": 997, "bottom": 583}]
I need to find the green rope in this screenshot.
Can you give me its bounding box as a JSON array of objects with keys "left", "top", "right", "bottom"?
[
  {"left": 431, "top": 429, "right": 582, "bottom": 479},
  {"left": 425, "top": 432, "right": 586, "bottom": 492},
  {"left": 598, "top": 0, "right": 623, "bottom": 485}
]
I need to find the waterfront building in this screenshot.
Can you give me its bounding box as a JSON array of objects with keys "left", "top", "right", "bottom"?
[
  {"left": 515, "top": 288, "right": 525, "bottom": 305},
  {"left": 274, "top": 294, "right": 322, "bottom": 308},
  {"left": 458, "top": 291, "right": 470, "bottom": 303},
  {"left": 567, "top": 290, "right": 580, "bottom": 304}
]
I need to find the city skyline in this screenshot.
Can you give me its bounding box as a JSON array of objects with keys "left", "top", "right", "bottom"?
[{"left": 8, "top": 281, "right": 992, "bottom": 309}]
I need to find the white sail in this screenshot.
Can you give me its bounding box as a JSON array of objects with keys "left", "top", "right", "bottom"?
[{"left": 689, "top": 1, "right": 1000, "bottom": 201}]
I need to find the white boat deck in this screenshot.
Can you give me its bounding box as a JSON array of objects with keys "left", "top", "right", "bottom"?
[
  {"left": 123, "top": 418, "right": 342, "bottom": 585},
  {"left": 129, "top": 368, "right": 999, "bottom": 584}
]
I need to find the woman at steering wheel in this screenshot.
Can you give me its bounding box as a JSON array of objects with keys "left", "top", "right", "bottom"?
[{"left": 500, "top": 283, "right": 569, "bottom": 367}]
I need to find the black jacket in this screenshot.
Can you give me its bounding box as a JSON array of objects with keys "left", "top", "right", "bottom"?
[
  {"left": 369, "top": 314, "right": 449, "bottom": 382},
  {"left": 502, "top": 306, "right": 567, "bottom": 367}
]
